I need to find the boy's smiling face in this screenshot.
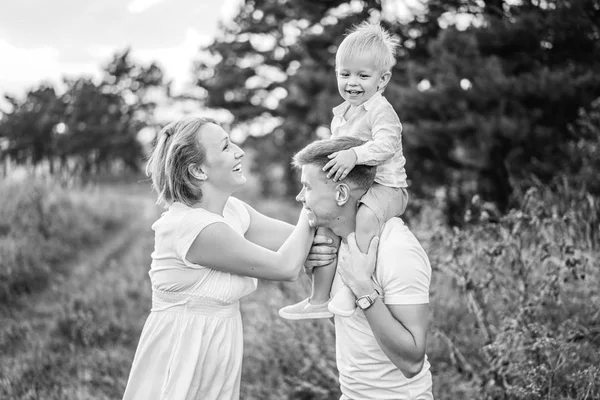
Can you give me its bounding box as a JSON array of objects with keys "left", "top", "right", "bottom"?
[{"left": 336, "top": 54, "right": 389, "bottom": 107}]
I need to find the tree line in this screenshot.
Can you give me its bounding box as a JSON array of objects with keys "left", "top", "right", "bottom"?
[
  {"left": 1, "top": 0, "right": 599, "bottom": 223},
  {"left": 0, "top": 50, "right": 167, "bottom": 178},
  {"left": 196, "top": 0, "right": 600, "bottom": 222}
]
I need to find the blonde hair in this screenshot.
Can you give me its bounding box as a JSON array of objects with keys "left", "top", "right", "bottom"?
[
  {"left": 336, "top": 21, "right": 399, "bottom": 73},
  {"left": 145, "top": 117, "right": 217, "bottom": 208}
]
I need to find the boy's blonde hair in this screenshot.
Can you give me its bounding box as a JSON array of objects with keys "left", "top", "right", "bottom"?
[
  {"left": 335, "top": 21, "right": 399, "bottom": 73},
  {"left": 146, "top": 117, "right": 217, "bottom": 208}
]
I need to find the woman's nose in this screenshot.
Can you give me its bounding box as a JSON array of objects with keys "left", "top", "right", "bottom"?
[{"left": 234, "top": 145, "right": 245, "bottom": 158}]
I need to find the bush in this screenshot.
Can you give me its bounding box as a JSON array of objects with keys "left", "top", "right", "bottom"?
[{"left": 429, "top": 180, "right": 600, "bottom": 399}]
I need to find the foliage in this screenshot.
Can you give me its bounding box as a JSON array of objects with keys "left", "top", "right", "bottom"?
[
  {"left": 197, "top": 0, "right": 600, "bottom": 222},
  {"left": 196, "top": 0, "right": 382, "bottom": 196},
  {"left": 0, "top": 49, "right": 167, "bottom": 177},
  {"left": 428, "top": 179, "right": 599, "bottom": 399}
]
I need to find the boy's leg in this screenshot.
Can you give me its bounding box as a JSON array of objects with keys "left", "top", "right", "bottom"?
[
  {"left": 354, "top": 204, "right": 381, "bottom": 254},
  {"left": 309, "top": 227, "right": 339, "bottom": 303},
  {"left": 278, "top": 227, "right": 339, "bottom": 320},
  {"left": 328, "top": 204, "right": 381, "bottom": 317}
]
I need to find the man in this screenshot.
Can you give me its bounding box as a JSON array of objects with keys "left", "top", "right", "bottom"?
[{"left": 295, "top": 136, "right": 433, "bottom": 400}]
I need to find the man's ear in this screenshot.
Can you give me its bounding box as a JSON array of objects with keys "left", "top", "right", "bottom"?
[
  {"left": 188, "top": 164, "right": 207, "bottom": 181},
  {"left": 335, "top": 183, "right": 351, "bottom": 206},
  {"left": 378, "top": 71, "right": 392, "bottom": 91}
]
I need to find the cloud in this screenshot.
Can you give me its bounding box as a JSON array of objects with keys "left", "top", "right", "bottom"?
[
  {"left": 127, "top": 0, "right": 167, "bottom": 14},
  {"left": 134, "top": 28, "right": 212, "bottom": 93},
  {"left": 0, "top": 39, "right": 101, "bottom": 97}
]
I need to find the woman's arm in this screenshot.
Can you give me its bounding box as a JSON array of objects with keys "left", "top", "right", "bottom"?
[
  {"left": 242, "top": 202, "right": 294, "bottom": 251},
  {"left": 186, "top": 209, "right": 315, "bottom": 281}
]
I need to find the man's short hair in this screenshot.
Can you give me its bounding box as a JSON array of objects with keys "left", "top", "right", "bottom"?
[{"left": 293, "top": 137, "right": 376, "bottom": 191}]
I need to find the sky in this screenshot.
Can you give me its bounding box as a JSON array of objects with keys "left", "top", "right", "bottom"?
[{"left": 0, "top": 0, "right": 242, "bottom": 100}]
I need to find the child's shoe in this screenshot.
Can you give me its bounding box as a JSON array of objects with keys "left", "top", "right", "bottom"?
[
  {"left": 327, "top": 285, "right": 356, "bottom": 317},
  {"left": 278, "top": 298, "right": 333, "bottom": 320}
]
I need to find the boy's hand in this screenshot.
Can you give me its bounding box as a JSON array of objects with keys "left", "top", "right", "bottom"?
[{"left": 323, "top": 149, "right": 358, "bottom": 181}]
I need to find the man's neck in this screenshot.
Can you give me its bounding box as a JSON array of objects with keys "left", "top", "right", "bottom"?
[{"left": 329, "top": 206, "right": 357, "bottom": 240}]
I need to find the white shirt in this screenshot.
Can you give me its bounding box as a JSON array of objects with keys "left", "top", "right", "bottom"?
[
  {"left": 331, "top": 92, "right": 407, "bottom": 188},
  {"left": 332, "top": 218, "right": 432, "bottom": 399}
]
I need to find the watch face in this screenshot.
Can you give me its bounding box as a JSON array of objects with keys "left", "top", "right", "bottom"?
[{"left": 357, "top": 297, "right": 371, "bottom": 309}]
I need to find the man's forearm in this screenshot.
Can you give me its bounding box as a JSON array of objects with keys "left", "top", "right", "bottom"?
[{"left": 363, "top": 300, "right": 427, "bottom": 378}]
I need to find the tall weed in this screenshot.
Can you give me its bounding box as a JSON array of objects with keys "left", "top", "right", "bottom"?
[
  {"left": 429, "top": 180, "right": 600, "bottom": 399},
  {"left": 0, "top": 178, "right": 133, "bottom": 304}
]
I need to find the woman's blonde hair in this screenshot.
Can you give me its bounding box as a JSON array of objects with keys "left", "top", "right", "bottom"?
[
  {"left": 336, "top": 21, "right": 399, "bottom": 73},
  {"left": 145, "top": 117, "right": 217, "bottom": 208}
]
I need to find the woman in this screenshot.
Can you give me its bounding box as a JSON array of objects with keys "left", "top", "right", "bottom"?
[{"left": 123, "top": 117, "right": 335, "bottom": 400}]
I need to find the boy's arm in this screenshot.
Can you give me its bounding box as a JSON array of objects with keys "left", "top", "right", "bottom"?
[{"left": 352, "top": 105, "right": 402, "bottom": 166}]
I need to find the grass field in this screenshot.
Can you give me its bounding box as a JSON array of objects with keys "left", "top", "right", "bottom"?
[{"left": 1, "top": 177, "right": 598, "bottom": 399}]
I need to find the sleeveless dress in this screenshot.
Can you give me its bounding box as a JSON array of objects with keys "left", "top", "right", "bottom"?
[{"left": 123, "top": 197, "right": 257, "bottom": 400}]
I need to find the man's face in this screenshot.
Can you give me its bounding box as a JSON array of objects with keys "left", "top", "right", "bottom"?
[{"left": 295, "top": 164, "right": 340, "bottom": 228}]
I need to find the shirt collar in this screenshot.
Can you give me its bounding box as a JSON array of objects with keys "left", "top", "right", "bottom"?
[{"left": 332, "top": 91, "right": 383, "bottom": 116}]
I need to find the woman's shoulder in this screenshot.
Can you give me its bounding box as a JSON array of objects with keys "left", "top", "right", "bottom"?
[
  {"left": 225, "top": 196, "right": 251, "bottom": 233},
  {"left": 153, "top": 202, "right": 221, "bottom": 232}
]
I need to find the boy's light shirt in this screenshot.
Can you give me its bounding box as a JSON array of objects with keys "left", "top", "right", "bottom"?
[{"left": 331, "top": 92, "right": 407, "bottom": 188}]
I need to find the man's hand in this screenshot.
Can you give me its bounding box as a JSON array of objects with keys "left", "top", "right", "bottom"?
[
  {"left": 337, "top": 233, "right": 379, "bottom": 296},
  {"left": 323, "top": 149, "right": 358, "bottom": 181},
  {"left": 304, "top": 234, "right": 338, "bottom": 277}
]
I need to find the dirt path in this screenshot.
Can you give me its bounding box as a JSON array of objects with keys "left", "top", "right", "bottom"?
[{"left": 0, "top": 193, "right": 159, "bottom": 400}]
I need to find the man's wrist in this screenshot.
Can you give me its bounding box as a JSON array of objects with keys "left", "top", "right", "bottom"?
[
  {"left": 355, "top": 287, "right": 380, "bottom": 311},
  {"left": 350, "top": 280, "right": 375, "bottom": 298}
]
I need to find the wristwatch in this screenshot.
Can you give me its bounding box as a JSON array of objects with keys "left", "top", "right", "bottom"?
[{"left": 355, "top": 288, "right": 380, "bottom": 311}]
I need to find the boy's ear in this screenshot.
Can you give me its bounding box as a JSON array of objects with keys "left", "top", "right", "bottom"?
[{"left": 378, "top": 71, "right": 392, "bottom": 91}]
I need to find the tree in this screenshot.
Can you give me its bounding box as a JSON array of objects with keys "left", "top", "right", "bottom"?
[
  {"left": 0, "top": 48, "right": 168, "bottom": 177},
  {"left": 0, "top": 86, "right": 64, "bottom": 173},
  {"left": 196, "top": 0, "right": 600, "bottom": 223},
  {"left": 396, "top": 0, "right": 600, "bottom": 221},
  {"left": 195, "top": 0, "right": 384, "bottom": 196}
]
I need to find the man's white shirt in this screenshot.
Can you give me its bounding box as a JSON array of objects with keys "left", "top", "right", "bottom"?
[{"left": 332, "top": 218, "right": 433, "bottom": 400}]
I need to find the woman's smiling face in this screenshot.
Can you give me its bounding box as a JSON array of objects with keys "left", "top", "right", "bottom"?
[{"left": 197, "top": 123, "right": 246, "bottom": 191}]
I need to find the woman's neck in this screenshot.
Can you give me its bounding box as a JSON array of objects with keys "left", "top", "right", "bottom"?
[{"left": 190, "top": 188, "right": 230, "bottom": 216}]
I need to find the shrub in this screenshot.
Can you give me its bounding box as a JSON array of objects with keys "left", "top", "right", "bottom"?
[{"left": 429, "top": 180, "right": 600, "bottom": 399}]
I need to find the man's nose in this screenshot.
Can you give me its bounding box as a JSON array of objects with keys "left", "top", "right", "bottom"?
[{"left": 295, "top": 192, "right": 303, "bottom": 202}]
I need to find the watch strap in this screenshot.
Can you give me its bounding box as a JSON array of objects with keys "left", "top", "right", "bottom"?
[{"left": 355, "top": 288, "right": 380, "bottom": 310}]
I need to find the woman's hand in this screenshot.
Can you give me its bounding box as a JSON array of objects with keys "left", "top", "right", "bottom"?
[
  {"left": 304, "top": 234, "right": 338, "bottom": 277},
  {"left": 337, "top": 233, "right": 379, "bottom": 297}
]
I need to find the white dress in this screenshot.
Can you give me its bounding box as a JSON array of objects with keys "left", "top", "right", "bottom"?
[{"left": 123, "top": 197, "right": 257, "bottom": 400}]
